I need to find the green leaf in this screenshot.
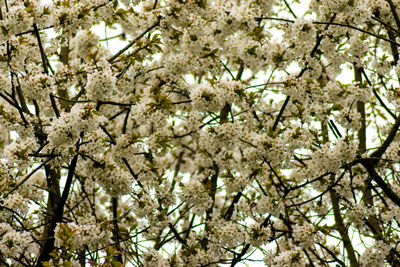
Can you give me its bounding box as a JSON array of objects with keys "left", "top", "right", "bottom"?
[
  {"left": 111, "top": 261, "right": 124, "bottom": 267},
  {"left": 25, "top": 6, "right": 34, "bottom": 13},
  {"left": 62, "top": 261, "right": 73, "bottom": 267},
  {"left": 40, "top": 262, "right": 52, "bottom": 267}
]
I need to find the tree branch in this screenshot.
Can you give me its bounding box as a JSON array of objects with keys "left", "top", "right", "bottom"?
[
  {"left": 329, "top": 184, "right": 358, "bottom": 267},
  {"left": 370, "top": 114, "right": 400, "bottom": 159},
  {"left": 108, "top": 19, "right": 161, "bottom": 63},
  {"left": 36, "top": 154, "right": 79, "bottom": 266},
  {"left": 257, "top": 17, "right": 400, "bottom": 46},
  {"left": 33, "top": 23, "right": 48, "bottom": 75},
  {"left": 385, "top": 0, "right": 400, "bottom": 32}
]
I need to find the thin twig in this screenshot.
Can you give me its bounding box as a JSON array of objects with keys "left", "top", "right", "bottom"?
[
  {"left": 4, "top": 156, "right": 54, "bottom": 198},
  {"left": 108, "top": 19, "right": 161, "bottom": 63},
  {"left": 33, "top": 23, "right": 48, "bottom": 74},
  {"left": 257, "top": 17, "right": 400, "bottom": 46}
]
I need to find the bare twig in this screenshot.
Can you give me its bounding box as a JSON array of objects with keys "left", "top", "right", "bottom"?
[{"left": 108, "top": 19, "right": 161, "bottom": 63}]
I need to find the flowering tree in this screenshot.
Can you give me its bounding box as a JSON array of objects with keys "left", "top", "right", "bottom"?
[{"left": 2, "top": 0, "right": 400, "bottom": 266}]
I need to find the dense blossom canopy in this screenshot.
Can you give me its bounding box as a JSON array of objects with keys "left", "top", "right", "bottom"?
[{"left": 1, "top": 0, "right": 400, "bottom": 266}]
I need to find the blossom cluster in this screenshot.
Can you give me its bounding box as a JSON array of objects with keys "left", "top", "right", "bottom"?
[{"left": 0, "top": 0, "right": 400, "bottom": 266}]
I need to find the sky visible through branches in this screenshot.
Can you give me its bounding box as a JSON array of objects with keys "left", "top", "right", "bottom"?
[{"left": 2, "top": 0, "right": 400, "bottom": 266}]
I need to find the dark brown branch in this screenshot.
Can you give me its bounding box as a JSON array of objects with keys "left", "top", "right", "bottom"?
[
  {"left": 361, "top": 158, "right": 400, "bottom": 208},
  {"left": 223, "top": 192, "right": 242, "bottom": 221},
  {"left": 329, "top": 180, "right": 358, "bottom": 267},
  {"left": 5, "top": 156, "right": 54, "bottom": 198},
  {"left": 51, "top": 95, "right": 136, "bottom": 107},
  {"left": 388, "top": 30, "right": 400, "bottom": 64},
  {"left": 355, "top": 66, "right": 366, "bottom": 154},
  {"left": 15, "top": 25, "right": 54, "bottom": 37},
  {"left": 287, "top": 171, "right": 347, "bottom": 208},
  {"left": 122, "top": 157, "right": 143, "bottom": 188},
  {"left": 230, "top": 244, "right": 250, "bottom": 267},
  {"left": 356, "top": 65, "right": 384, "bottom": 243},
  {"left": 122, "top": 108, "right": 130, "bottom": 134},
  {"left": 372, "top": 15, "right": 400, "bottom": 36},
  {"left": 0, "top": 91, "right": 18, "bottom": 109},
  {"left": 15, "top": 75, "right": 30, "bottom": 115},
  {"left": 99, "top": 124, "right": 116, "bottom": 144},
  {"left": 316, "top": 242, "right": 346, "bottom": 266},
  {"left": 112, "top": 197, "right": 123, "bottom": 263},
  {"left": 49, "top": 94, "right": 60, "bottom": 118},
  {"left": 272, "top": 14, "right": 336, "bottom": 131},
  {"left": 360, "top": 68, "right": 396, "bottom": 120},
  {"left": 220, "top": 60, "right": 235, "bottom": 80},
  {"left": 311, "top": 14, "right": 337, "bottom": 58},
  {"left": 289, "top": 171, "right": 333, "bottom": 191},
  {"left": 370, "top": 114, "right": 400, "bottom": 159},
  {"left": 312, "top": 20, "right": 400, "bottom": 46},
  {"left": 108, "top": 19, "right": 161, "bottom": 63},
  {"left": 386, "top": 0, "right": 400, "bottom": 32},
  {"left": 283, "top": 0, "right": 297, "bottom": 19},
  {"left": 256, "top": 17, "right": 400, "bottom": 46},
  {"left": 36, "top": 154, "right": 79, "bottom": 266},
  {"left": 272, "top": 95, "right": 290, "bottom": 131},
  {"left": 264, "top": 158, "right": 289, "bottom": 193},
  {"left": 33, "top": 23, "right": 48, "bottom": 75},
  {"left": 168, "top": 223, "right": 188, "bottom": 247},
  {"left": 329, "top": 120, "right": 342, "bottom": 138}
]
